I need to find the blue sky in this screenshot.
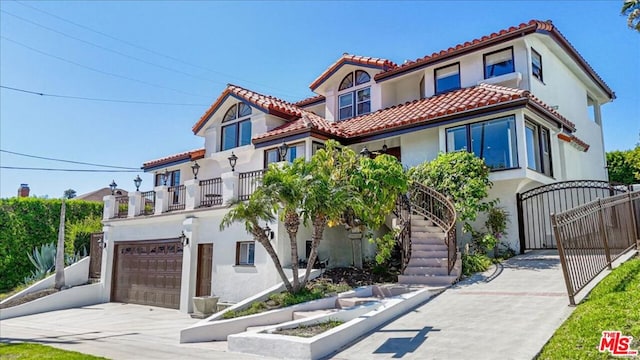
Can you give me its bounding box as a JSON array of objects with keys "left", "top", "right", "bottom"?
[{"left": 1, "top": 1, "right": 638, "bottom": 199}]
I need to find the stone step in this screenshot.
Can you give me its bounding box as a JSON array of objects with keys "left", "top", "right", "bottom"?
[
  {"left": 403, "top": 266, "right": 451, "bottom": 276},
  {"left": 292, "top": 309, "right": 338, "bottom": 320},
  {"left": 411, "top": 235, "right": 446, "bottom": 245},
  {"left": 336, "top": 297, "right": 379, "bottom": 309},
  {"left": 411, "top": 231, "right": 446, "bottom": 240},
  {"left": 398, "top": 274, "right": 458, "bottom": 287},
  {"left": 411, "top": 243, "right": 447, "bottom": 252},
  {"left": 411, "top": 250, "right": 448, "bottom": 259},
  {"left": 407, "top": 257, "right": 448, "bottom": 267},
  {"left": 410, "top": 218, "right": 433, "bottom": 227},
  {"left": 372, "top": 285, "right": 411, "bottom": 298}
]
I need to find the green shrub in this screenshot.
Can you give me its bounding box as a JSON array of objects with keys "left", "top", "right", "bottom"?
[
  {"left": 461, "top": 253, "right": 492, "bottom": 276},
  {"left": 0, "top": 198, "right": 102, "bottom": 291},
  {"left": 65, "top": 215, "right": 102, "bottom": 255}
]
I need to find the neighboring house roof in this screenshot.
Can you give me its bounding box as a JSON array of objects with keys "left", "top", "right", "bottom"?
[
  {"left": 192, "top": 84, "right": 304, "bottom": 134},
  {"left": 76, "top": 188, "right": 128, "bottom": 202},
  {"left": 294, "top": 94, "right": 326, "bottom": 107},
  {"left": 142, "top": 148, "right": 205, "bottom": 171},
  {"left": 374, "top": 20, "right": 614, "bottom": 100},
  {"left": 309, "top": 53, "right": 398, "bottom": 91}
]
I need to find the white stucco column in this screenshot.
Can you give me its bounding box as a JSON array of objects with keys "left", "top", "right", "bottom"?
[
  {"left": 102, "top": 195, "right": 116, "bottom": 220},
  {"left": 100, "top": 224, "right": 113, "bottom": 302},
  {"left": 127, "top": 191, "right": 142, "bottom": 217},
  {"left": 154, "top": 186, "right": 169, "bottom": 214},
  {"left": 221, "top": 171, "right": 239, "bottom": 203},
  {"left": 180, "top": 216, "right": 199, "bottom": 313},
  {"left": 184, "top": 179, "right": 200, "bottom": 211},
  {"left": 204, "top": 128, "right": 217, "bottom": 157}
]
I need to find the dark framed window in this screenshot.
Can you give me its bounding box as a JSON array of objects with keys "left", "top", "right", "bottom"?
[
  {"left": 531, "top": 48, "right": 543, "bottom": 82},
  {"left": 419, "top": 75, "right": 425, "bottom": 99},
  {"left": 446, "top": 115, "right": 518, "bottom": 170},
  {"left": 312, "top": 141, "right": 325, "bottom": 154},
  {"left": 154, "top": 170, "right": 180, "bottom": 186},
  {"left": 484, "top": 47, "right": 515, "bottom": 79},
  {"left": 525, "top": 121, "right": 552, "bottom": 176},
  {"left": 434, "top": 63, "right": 461, "bottom": 94},
  {"left": 221, "top": 102, "right": 252, "bottom": 151},
  {"left": 236, "top": 241, "right": 255, "bottom": 265},
  {"left": 264, "top": 142, "right": 305, "bottom": 167},
  {"left": 338, "top": 71, "right": 371, "bottom": 121}
]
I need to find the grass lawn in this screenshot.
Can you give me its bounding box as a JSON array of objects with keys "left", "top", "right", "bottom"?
[
  {"left": 0, "top": 343, "right": 107, "bottom": 359},
  {"left": 537, "top": 256, "right": 640, "bottom": 359}
]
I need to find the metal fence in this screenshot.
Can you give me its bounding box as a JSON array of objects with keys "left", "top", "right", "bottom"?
[
  {"left": 167, "top": 185, "right": 186, "bottom": 211},
  {"left": 140, "top": 191, "right": 156, "bottom": 215},
  {"left": 238, "top": 169, "right": 266, "bottom": 201},
  {"left": 199, "top": 178, "right": 223, "bottom": 207},
  {"left": 115, "top": 196, "right": 129, "bottom": 218},
  {"left": 551, "top": 191, "right": 639, "bottom": 305}
]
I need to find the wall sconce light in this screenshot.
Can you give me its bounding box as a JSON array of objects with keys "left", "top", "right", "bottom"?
[
  {"left": 162, "top": 169, "right": 169, "bottom": 186},
  {"left": 191, "top": 161, "right": 200, "bottom": 180},
  {"left": 228, "top": 152, "right": 238, "bottom": 172},
  {"left": 133, "top": 175, "right": 142, "bottom": 191},
  {"left": 277, "top": 141, "right": 289, "bottom": 162},
  {"left": 359, "top": 146, "right": 371, "bottom": 158},
  {"left": 263, "top": 224, "right": 274, "bottom": 240},
  {"left": 98, "top": 237, "right": 107, "bottom": 249},
  {"left": 109, "top": 180, "right": 118, "bottom": 195},
  {"left": 381, "top": 141, "right": 388, "bottom": 153},
  {"left": 179, "top": 231, "right": 189, "bottom": 246}
]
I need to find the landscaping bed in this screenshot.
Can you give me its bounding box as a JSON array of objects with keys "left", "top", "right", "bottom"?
[
  {"left": 272, "top": 320, "right": 343, "bottom": 338},
  {"left": 0, "top": 289, "right": 58, "bottom": 309}
]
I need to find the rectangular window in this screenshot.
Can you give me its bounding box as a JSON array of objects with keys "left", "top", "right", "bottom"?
[
  {"left": 222, "top": 119, "right": 252, "bottom": 150},
  {"left": 484, "top": 47, "right": 514, "bottom": 79},
  {"left": 525, "top": 121, "right": 552, "bottom": 176},
  {"left": 312, "top": 141, "right": 325, "bottom": 155},
  {"left": 446, "top": 116, "right": 518, "bottom": 170},
  {"left": 435, "top": 63, "right": 460, "bottom": 94},
  {"left": 339, "top": 93, "right": 353, "bottom": 121},
  {"left": 356, "top": 88, "right": 371, "bottom": 115},
  {"left": 236, "top": 241, "right": 255, "bottom": 265},
  {"left": 531, "top": 48, "right": 543, "bottom": 82},
  {"left": 154, "top": 170, "right": 180, "bottom": 186},
  {"left": 264, "top": 142, "right": 305, "bottom": 167},
  {"left": 339, "top": 87, "right": 371, "bottom": 121}
]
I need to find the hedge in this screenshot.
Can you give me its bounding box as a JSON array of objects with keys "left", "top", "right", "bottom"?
[{"left": 0, "top": 197, "right": 103, "bottom": 291}]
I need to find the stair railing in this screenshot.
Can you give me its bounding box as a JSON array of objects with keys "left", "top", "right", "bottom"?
[
  {"left": 409, "top": 182, "right": 458, "bottom": 275},
  {"left": 393, "top": 194, "right": 412, "bottom": 272}
]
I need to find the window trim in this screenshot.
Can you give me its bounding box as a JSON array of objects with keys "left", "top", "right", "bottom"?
[
  {"left": 525, "top": 118, "right": 553, "bottom": 177},
  {"left": 531, "top": 48, "right": 543, "bottom": 82},
  {"left": 264, "top": 141, "right": 305, "bottom": 167},
  {"left": 155, "top": 169, "right": 181, "bottom": 187},
  {"left": 433, "top": 62, "right": 461, "bottom": 95},
  {"left": 444, "top": 115, "right": 520, "bottom": 171},
  {"left": 221, "top": 102, "right": 252, "bottom": 151},
  {"left": 337, "top": 71, "right": 372, "bottom": 121},
  {"left": 235, "top": 241, "right": 255, "bottom": 266},
  {"left": 483, "top": 47, "right": 515, "bottom": 79}
]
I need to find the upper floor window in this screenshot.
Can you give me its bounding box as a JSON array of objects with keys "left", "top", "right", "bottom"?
[
  {"left": 587, "top": 96, "right": 601, "bottom": 124},
  {"left": 221, "top": 103, "right": 252, "bottom": 151},
  {"left": 338, "top": 70, "right": 371, "bottom": 121},
  {"left": 155, "top": 170, "right": 180, "bottom": 186},
  {"left": 525, "top": 121, "right": 552, "bottom": 176},
  {"left": 446, "top": 115, "right": 518, "bottom": 170},
  {"left": 236, "top": 241, "right": 255, "bottom": 266},
  {"left": 264, "top": 142, "right": 305, "bottom": 167},
  {"left": 435, "top": 63, "right": 461, "bottom": 94},
  {"left": 531, "top": 48, "right": 543, "bottom": 82},
  {"left": 484, "top": 47, "right": 514, "bottom": 79}
]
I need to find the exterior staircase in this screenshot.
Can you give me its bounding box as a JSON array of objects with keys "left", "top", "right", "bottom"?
[{"left": 396, "top": 183, "right": 461, "bottom": 287}]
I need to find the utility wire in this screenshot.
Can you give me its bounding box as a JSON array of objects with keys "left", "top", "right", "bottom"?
[
  {"left": 1, "top": 85, "right": 207, "bottom": 106},
  {"left": 0, "top": 149, "right": 140, "bottom": 170},
  {"left": 0, "top": 35, "right": 208, "bottom": 98},
  {"left": 10, "top": 1, "right": 308, "bottom": 99},
  {"left": 0, "top": 166, "right": 139, "bottom": 172}
]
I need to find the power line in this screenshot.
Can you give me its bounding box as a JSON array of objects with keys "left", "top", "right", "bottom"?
[
  {"left": 0, "top": 35, "right": 208, "bottom": 98},
  {"left": 10, "top": 1, "right": 308, "bottom": 99},
  {"left": 0, "top": 149, "right": 140, "bottom": 170},
  {"left": 1, "top": 85, "right": 208, "bottom": 106},
  {"left": 1, "top": 166, "right": 139, "bottom": 172}
]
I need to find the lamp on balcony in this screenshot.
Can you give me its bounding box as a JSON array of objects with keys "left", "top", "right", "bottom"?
[
  {"left": 179, "top": 231, "right": 189, "bottom": 246},
  {"left": 162, "top": 169, "right": 169, "bottom": 186},
  {"left": 191, "top": 161, "right": 200, "bottom": 180},
  {"left": 263, "top": 224, "right": 274, "bottom": 240},
  {"left": 228, "top": 152, "right": 238, "bottom": 172},
  {"left": 360, "top": 146, "right": 371, "bottom": 158},
  {"left": 133, "top": 175, "right": 142, "bottom": 191},
  {"left": 278, "top": 141, "right": 289, "bottom": 162},
  {"left": 109, "top": 180, "right": 118, "bottom": 195},
  {"left": 381, "top": 141, "right": 388, "bottom": 153}
]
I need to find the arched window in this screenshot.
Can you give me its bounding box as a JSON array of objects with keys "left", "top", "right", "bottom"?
[
  {"left": 221, "top": 102, "right": 252, "bottom": 151},
  {"left": 338, "top": 70, "right": 371, "bottom": 121}
]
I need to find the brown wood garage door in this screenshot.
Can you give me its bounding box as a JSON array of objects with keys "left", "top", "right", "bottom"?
[{"left": 112, "top": 239, "right": 183, "bottom": 309}]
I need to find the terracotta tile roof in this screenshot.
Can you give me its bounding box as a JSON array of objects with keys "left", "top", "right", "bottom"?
[
  {"left": 192, "top": 84, "right": 304, "bottom": 134},
  {"left": 375, "top": 20, "right": 614, "bottom": 99},
  {"left": 253, "top": 111, "right": 341, "bottom": 142},
  {"left": 142, "top": 148, "right": 205, "bottom": 170},
  {"left": 309, "top": 53, "right": 398, "bottom": 91},
  {"left": 294, "top": 94, "right": 326, "bottom": 107},
  {"left": 336, "top": 83, "right": 575, "bottom": 138},
  {"left": 558, "top": 133, "right": 590, "bottom": 152}
]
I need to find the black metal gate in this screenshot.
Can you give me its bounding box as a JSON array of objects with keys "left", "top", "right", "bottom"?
[{"left": 517, "top": 180, "right": 627, "bottom": 253}]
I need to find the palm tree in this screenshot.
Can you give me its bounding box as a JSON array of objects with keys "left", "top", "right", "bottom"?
[
  {"left": 220, "top": 189, "right": 294, "bottom": 292},
  {"left": 54, "top": 199, "right": 66, "bottom": 290},
  {"left": 622, "top": 0, "right": 640, "bottom": 32}
]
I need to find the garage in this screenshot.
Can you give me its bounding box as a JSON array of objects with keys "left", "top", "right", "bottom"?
[{"left": 112, "top": 239, "right": 183, "bottom": 309}]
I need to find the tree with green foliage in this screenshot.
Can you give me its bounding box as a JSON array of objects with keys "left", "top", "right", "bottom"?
[
  {"left": 63, "top": 189, "right": 77, "bottom": 199},
  {"left": 622, "top": 0, "right": 640, "bottom": 32},
  {"left": 408, "top": 151, "right": 494, "bottom": 232},
  {"left": 606, "top": 146, "right": 640, "bottom": 185}
]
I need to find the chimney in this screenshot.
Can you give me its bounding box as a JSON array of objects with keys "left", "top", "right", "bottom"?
[{"left": 18, "top": 184, "right": 30, "bottom": 198}]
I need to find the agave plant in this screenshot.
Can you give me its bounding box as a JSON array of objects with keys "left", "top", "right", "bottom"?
[{"left": 24, "top": 243, "right": 56, "bottom": 284}]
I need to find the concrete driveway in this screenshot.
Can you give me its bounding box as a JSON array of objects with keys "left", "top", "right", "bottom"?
[{"left": 0, "top": 302, "right": 272, "bottom": 359}]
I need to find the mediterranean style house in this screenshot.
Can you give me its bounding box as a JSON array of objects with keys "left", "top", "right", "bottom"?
[{"left": 99, "top": 19, "right": 613, "bottom": 313}]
